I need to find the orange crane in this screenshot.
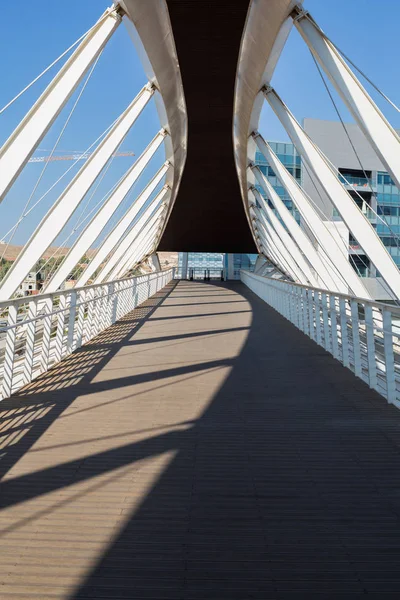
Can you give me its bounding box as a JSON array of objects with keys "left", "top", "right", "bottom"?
[{"left": 28, "top": 151, "right": 135, "bottom": 164}]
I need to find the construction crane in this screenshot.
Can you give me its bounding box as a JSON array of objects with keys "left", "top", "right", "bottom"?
[{"left": 28, "top": 151, "right": 135, "bottom": 164}]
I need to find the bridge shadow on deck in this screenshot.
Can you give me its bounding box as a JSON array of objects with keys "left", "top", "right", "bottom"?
[{"left": 2, "top": 281, "right": 400, "bottom": 598}]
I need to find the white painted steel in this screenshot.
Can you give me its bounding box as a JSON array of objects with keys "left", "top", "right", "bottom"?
[
  {"left": 76, "top": 162, "right": 170, "bottom": 287},
  {"left": 0, "top": 7, "right": 121, "bottom": 203},
  {"left": 148, "top": 253, "right": 161, "bottom": 272},
  {"left": 253, "top": 206, "right": 311, "bottom": 284},
  {"left": 254, "top": 225, "right": 288, "bottom": 276},
  {"left": 251, "top": 187, "right": 318, "bottom": 286},
  {"left": 264, "top": 88, "right": 400, "bottom": 300},
  {"left": 0, "top": 86, "right": 154, "bottom": 301},
  {"left": 95, "top": 189, "right": 168, "bottom": 283},
  {"left": 111, "top": 210, "right": 164, "bottom": 280},
  {"left": 254, "top": 228, "right": 292, "bottom": 280},
  {"left": 44, "top": 130, "right": 166, "bottom": 293},
  {"left": 255, "top": 216, "right": 305, "bottom": 283},
  {"left": 121, "top": 0, "right": 187, "bottom": 247},
  {"left": 252, "top": 132, "right": 368, "bottom": 296},
  {"left": 241, "top": 269, "right": 400, "bottom": 408},
  {"left": 232, "top": 0, "right": 301, "bottom": 232},
  {"left": 252, "top": 166, "right": 336, "bottom": 288},
  {"left": 0, "top": 269, "right": 174, "bottom": 400},
  {"left": 294, "top": 12, "right": 400, "bottom": 191}
]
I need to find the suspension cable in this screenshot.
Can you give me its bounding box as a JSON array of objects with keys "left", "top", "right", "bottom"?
[
  {"left": 0, "top": 52, "right": 103, "bottom": 262},
  {"left": 299, "top": 152, "right": 399, "bottom": 303},
  {"left": 0, "top": 11, "right": 110, "bottom": 115},
  {"left": 0, "top": 115, "right": 119, "bottom": 245},
  {"left": 303, "top": 12, "right": 400, "bottom": 114},
  {"left": 310, "top": 52, "right": 400, "bottom": 251},
  {"left": 37, "top": 159, "right": 128, "bottom": 281}
]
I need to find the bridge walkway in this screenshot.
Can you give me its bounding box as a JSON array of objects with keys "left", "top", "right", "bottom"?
[{"left": 1, "top": 280, "right": 400, "bottom": 598}]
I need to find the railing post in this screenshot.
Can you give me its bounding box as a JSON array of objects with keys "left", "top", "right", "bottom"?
[
  {"left": 294, "top": 286, "right": 300, "bottom": 326},
  {"left": 111, "top": 283, "right": 118, "bottom": 324},
  {"left": 330, "top": 294, "right": 340, "bottom": 360},
  {"left": 315, "top": 292, "right": 322, "bottom": 346},
  {"left": 67, "top": 290, "right": 77, "bottom": 354},
  {"left": 321, "top": 293, "right": 330, "bottom": 352},
  {"left": 75, "top": 290, "right": 86, "bottom": 349},
  {"left": 383, "top": 308, "right": 396, "bottom": 404},
  {"left": 290, "top": 285, "right": 296, "bottom": 324},
  {"left": 339, "top": 297, "right": 350, "bottom": 368},
  {"left": 1, "top": 304, "right": 17, "bottom": 399},
  {"left": 22, "top": 299, "right": 38, "bottom": 386},
  {"left": 301, "top": 288, "right": 309, "bottom": 336},
  {"left": 54, "top": 294, "right": 67, "bottom": 364},
  {"left": 39, "top": 298, "right": 53, "bottom": 373},
  {"left": 308, "top": 289, "right": 315, "bottom": 340},
  {"left": 84, "top": 288, "right": 96, "bottom": 343},
  {"left": 350, "top": 299, "right": 362, "bottom": 378},
  {"left": 364, "top": 304, "right": 378, "bottom": 391}
]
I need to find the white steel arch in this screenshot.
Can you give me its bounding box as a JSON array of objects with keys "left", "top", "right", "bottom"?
[
  {"left": 94, "top": 187, "right": 169, "bottom": 284},
  {"left": 0, "top": 2, "right": 188, "bottom": 300},
  {"left": 251, "top": 131, "right": 367, "bottom": 295},
  {"left": 44, "top": 130, "right": 166, "bottom": 293},
  {"left": 76, "top": 163, "right": 170, "bottom": 287},
  {"left": 293, "top": 8, "right": 400, "bottom": 192},
  {"left": 250, "top": 187, "right": 318, "bottom": 286},
  {"left": 0, "top": 7, "right": 121, "bottom": 204},
  {"left": 233, "top": 0, "right": 400, "bottom": 301}
]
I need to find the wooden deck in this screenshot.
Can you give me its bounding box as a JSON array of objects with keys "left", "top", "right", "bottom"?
[{"left": 2, "top": 280, "right": 400, "bottom": 598}]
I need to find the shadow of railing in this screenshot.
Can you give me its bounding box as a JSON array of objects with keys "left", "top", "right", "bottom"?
[{"left": 1, "top": 280, "right": 400, "bottom": 597}]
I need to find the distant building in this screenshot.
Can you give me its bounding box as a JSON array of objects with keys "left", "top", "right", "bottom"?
[{"left": 18, "top": 271, "right": 42, "bottom": 296}]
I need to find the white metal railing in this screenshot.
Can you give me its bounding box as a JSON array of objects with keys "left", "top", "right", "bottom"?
[
  {"left": 0, "top": 269, "right": 174, "bottom": 400},
  {"left": 241, "top": 269, "right": 400, "bottom": 408}
]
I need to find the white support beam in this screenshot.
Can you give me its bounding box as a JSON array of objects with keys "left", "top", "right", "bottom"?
[
  {"left": 250, "top": 187, "right": 319, "bottom": 286},
  {"left": 0, "top": 7, "right": 121, "bottom": 203},
  {"left": 98, "top": 199, "right": 166, "bottom": 283},
  {"left": 254, "top": 227, "right": 292, "bottom": 280},
  {"left": 293, "top": 9, "right": 400, "bottom": 191},
  {"left": 264, "top": 87, "right": 400, "bottom": 300},
  {"left": 119, "top": 234, "right": 158, "bottom": 278},
  {"left": 148, "top": 253, "right": 161, "bottom": 272},
  {"left": 252, "top": 132, "right": 368, "bottom": 296},
  {"left": 113, "top": 211, "right": 165, "bottom": 279},
  {"left": 251, "top": 164, "right": 342, "bottom": 292},
  {"left": 75, "top": 162, "right": 170, "bottom": 287},
  {"left": 256, "top": 227, "right": 296, "bottom": 282},
  {"left": 102, "top": 216, "right": 161, "bottom": 282},
  {"left": 44, "top": 130, "right": 166, "bottom": 292},
  {"left": 94, "top": 188, "right": 168, "bottom": 283},
  {"left": 253, "top": 208, "right": 309, "bottom": 284},
  {"left": 112, "top": 212, "right": 164, "bottom": 280},
  {"left": 251, "top": 208, "right": 306, "bottom": 283},
  {"left": 0, "top": 85, "right": 154, "bottom": 301}
]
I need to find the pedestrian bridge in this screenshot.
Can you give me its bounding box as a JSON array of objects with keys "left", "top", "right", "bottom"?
[
  {"left": 3, "top": 0, "right": 400, "bottom": 596},
  {"left": 2, "top": 277, "right": 400, "bottom": 598}
]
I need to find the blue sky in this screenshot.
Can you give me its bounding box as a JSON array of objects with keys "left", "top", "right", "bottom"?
[{"left": 0, "top": 0, "right": 399, "bottom": 246}]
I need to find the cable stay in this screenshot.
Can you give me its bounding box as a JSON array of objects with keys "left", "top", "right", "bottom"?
[
  {"left": 0, "top": 52, "right": 103, "bottom": 263},
  {"left": 0, "top": 11, "right": 111, "bottom": 116}
]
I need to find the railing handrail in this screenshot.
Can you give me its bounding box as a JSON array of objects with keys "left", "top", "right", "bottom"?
[
  {"left": 0, "top": 268, "right": 174, "bottom": 311},
  {"left": 0, "top": 268, "right": 174, "bottom": 400},
  {"left": 241, "top": 269, "right": 400, "bottom": 316},
  {"left": 241, "top": 269, "right": 400, "bottom": 408}
]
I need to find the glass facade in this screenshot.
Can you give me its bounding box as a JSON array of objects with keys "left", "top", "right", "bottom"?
[
  {"left": 255, "top": 143, "right": 301, "bottom": 222},
  {"left": 178, "top": 138, "right": 400, "bottom": 277},
  {"left": 176, "top": 143, "right": 296, "bottom": 279},
  {"left": 224, "top": 253, "right": 257, "bottom": 280},
  {"left": 177, "top": 252, "right": 225, "bottom": 279},
  {"left": 376, "top": 171, "right": 400, "bottom": 267}
]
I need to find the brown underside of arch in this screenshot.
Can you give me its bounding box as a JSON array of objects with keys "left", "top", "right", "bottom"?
[{"left": 158, "top": 0, "right": 257, "bottom": 252}]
